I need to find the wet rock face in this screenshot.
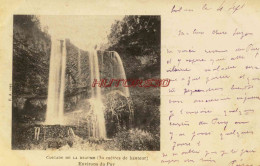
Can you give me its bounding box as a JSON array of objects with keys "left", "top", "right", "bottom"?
[{"left": 104, "top": 90, "right": 132, "bottom": 138}]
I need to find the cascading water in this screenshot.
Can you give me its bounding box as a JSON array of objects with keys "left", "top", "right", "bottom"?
[
  {"left": 109, "top": 51, "right": 134, "bottom": 126},
  {"left": 110, "top": 51, "right": 130, "bottom": 97},
  {"left": 89, "top": 50, "right": 107, "bottom": 139},
  {"left": 45, "top": 38, "right": 67, "bottom": 125}
]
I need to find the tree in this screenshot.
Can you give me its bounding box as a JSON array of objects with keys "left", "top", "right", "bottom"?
[{"left": 107, "top": 15, "right": 160, "bottom": 79}]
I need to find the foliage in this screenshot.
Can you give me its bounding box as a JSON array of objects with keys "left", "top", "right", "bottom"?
[
  {"left": 13, "top": 15, "right": 51, "bottom": 97},
  {"left": 104, "top": 16, "right": 161, "bottom": 150},
  {"left": 106, "top": 15, "right": 160, "bottom": 79},
  {"left": 113, "top": 128, "right": 158, "bottom": 151},
  {"left": 14, "top": 15, "right": 41, "bottom": 30},
  {"left": 104, "top": 90, "right": 132, "bottom": 137},
  {"left": 13, "top": 16, "right": 90, "bottom": 98},
  {"left": 130, "top": 87, "right": 160, "bottom": 138}
]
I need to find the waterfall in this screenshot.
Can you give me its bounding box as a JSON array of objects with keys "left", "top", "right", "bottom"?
[
  {"left": 110, "top": 51, "right": 130, "bottom": 97},
  {"left": 45, "top": 41, "right": 131, "bottom": 136},
  {"left": 109, "top": 51, "right": 133, "bottom": 126},
  {"left": 89, "top": 50, "right": 106, "bottom": 139},
  {"left": 45, "top": 38, "right": 66, "bottom": 125}
]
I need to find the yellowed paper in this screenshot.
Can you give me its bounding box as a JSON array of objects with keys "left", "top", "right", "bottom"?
[{"left": 0, "top": 0, "right": 260, "bottom": 166}]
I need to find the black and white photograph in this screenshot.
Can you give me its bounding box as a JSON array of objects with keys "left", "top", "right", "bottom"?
[{"left": 12, "top": 15, "right": 161, "bottom": 151}]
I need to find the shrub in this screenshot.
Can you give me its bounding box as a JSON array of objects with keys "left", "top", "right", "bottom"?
[{"left": 114, "top": 128, "right": 158, "bottom": 151}]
